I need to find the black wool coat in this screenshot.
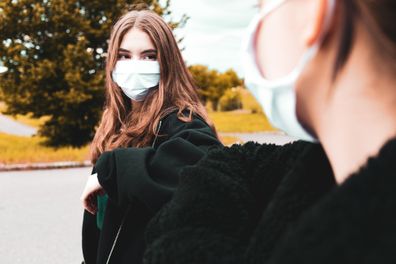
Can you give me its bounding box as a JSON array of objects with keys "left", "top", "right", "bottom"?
[
  {"left": 81, "top": 110, "right": 222, "bottom": 264},
  {"left": 144, "top": 138, "right": 396, "bottom": 264}
]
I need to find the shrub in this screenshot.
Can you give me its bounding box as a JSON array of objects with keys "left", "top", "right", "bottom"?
[{"left": 219, "top": 89, "right": 243, "bottom": 111}]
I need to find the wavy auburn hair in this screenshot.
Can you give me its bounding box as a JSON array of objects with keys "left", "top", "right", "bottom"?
[{"left": 90, "top": 10, "right": 217, "bottom": 164}]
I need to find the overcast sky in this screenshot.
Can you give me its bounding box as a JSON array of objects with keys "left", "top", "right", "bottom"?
[{"left": 166, "top": 0, "right": 258, "bottom": 76}]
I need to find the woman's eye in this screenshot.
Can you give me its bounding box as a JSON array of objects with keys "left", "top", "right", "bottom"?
[
  {"left": 143, "top": 54, "right": 157, "bottom": 60},
  {"left": 117, "top": 54, "right": 130, "bottom": 60}
]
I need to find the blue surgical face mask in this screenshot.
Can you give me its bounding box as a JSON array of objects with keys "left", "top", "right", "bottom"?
[
  {"left": 112, "top": 60, "right": 160, "bottom": 101},
  {"left": 241, "top": 0, "right": 335, "bottom": 142}
]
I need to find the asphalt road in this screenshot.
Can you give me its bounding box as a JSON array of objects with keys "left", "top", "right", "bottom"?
[
  {"left": 0, "top": 167, "right": 91, "bottom": 264},
  {"left": 0, "top": 133, "right": 295, "bottom": 264}
]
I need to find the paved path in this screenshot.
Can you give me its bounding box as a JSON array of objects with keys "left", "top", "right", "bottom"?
[
  {"left": 0, "top": 114, "right": 37, "bottom": 136},
  {"left": 0, "top": 167, "right": 91, "bottom": 264},
  {"left": 221, "top": 132, "right": 296, "bottom": 145}
]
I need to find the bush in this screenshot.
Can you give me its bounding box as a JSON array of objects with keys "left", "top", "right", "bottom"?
[
  {"left": 219, "top": 89, "right": 243, "bottom": 111},
  {"left": 238, "top": 88, "right": 263, "bottom": 114}
]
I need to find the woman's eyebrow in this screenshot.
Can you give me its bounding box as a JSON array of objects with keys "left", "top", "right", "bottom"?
[
  {"left": 118, "top": 48, "right": 131, "bottom": 53},
  {"left": 141, "top": 49, "right": 157, "bottom": 54}
]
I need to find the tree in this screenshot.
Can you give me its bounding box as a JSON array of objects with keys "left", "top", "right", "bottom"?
[
  {"left": 0, "top": 0, "right": 186, "bottom": 147},
  {"left": 211, "top": 69, "right": 242, "bottom": 111},
  {"left": 189, "top": 64, "right": 243, "bottom": 111},
  {"left": 219, "top": 88, "right": 243, "bottom": 111},
  {"left": 188, "top": 64, "right": 216, "bottom": 104}
]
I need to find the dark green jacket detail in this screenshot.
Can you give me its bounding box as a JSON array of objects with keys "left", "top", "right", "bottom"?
[{"left": 82, "top": 110, "right": 222, "bottom": 264}]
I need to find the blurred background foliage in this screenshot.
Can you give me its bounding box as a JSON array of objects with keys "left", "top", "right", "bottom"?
[
  {"left": 0, "top": 0, "right": 274, "bottom": 164},
  {"left": 0, "top": 0, "right": 185, "bottom": 147}
]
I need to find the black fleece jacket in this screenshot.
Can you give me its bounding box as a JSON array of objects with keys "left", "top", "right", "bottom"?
[
  {"left": 144, "top": 138, "right": 396, "bottom": 264},
  {"left": 81, "top": 110, "right": 222, "bottom": 264}
]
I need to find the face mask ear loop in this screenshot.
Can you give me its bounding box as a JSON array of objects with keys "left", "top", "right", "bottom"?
[{"left": 243, "top": 0, "right": 289, "bottom": 74}]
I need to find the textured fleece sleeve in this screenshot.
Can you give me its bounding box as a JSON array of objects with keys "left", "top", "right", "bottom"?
[
  {"left": 143, "top": 141, "right": 314, "bottom": 264},
  {"left": 94, "top": 114, "right": 222, "bottom": 213}
]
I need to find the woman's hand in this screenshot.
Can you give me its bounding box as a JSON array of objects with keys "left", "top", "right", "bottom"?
[{"left": 81, "top": 173, "right": 106, "bottom": 215}]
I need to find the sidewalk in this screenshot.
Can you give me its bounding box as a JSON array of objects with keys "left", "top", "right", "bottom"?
[
  {"left": 220, "top": 131, "right": 296, "bottom": 145},
  {"left": 0, "top": 113, "right": 37, "bottom": 136}
]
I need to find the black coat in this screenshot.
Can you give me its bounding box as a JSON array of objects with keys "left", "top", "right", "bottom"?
[
  {"left": 144, "top": 138, "right": 396, "bottom": 264},
  {"left": 81, "top": 110, "right": 222, "bottom": 264}
]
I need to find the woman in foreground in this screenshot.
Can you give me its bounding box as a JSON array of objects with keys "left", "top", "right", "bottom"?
[{"left": 144, "top": 0, "right": 396, "bottom": 263}]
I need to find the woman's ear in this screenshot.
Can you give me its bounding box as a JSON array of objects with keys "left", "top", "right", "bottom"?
[{"left": 303, "top": 0, "right": 328, "bottom": 46}]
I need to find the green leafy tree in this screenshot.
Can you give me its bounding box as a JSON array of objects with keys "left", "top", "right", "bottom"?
[
  {"left": 219, "top": 88, "right": 243, "bottom": 111},
  {"left": 211, "top": 69, "right": 242, "bottom": 110},
  {"left": 0, "top": 0, "right": 186, "bottom": 147},
  {"left": 189, "top": 64, "right": 243, "bottom": 111},
  {"left": 188, "top": 64, "right": 216, "bottom": 104}
]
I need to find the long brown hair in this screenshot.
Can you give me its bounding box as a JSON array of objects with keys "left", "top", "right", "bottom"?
[{"left": 90, "top": 9, "right": 217, "bottom": 164}]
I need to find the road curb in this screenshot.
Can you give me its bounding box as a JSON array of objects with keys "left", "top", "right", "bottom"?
[{"left": 0, "top": 160, "right": 92, "bottom": 172}]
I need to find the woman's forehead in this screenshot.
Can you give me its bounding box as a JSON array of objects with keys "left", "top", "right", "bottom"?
[{"left": 119, "top": 28, "right": 156, "bottom": 52}]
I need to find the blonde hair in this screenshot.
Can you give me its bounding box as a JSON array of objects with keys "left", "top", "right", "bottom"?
[{"left": 90, "top": 10, "right": 217, "bottom": 164}]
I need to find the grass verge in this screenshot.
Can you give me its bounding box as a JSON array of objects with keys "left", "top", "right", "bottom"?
[
  {"left": 0, "top": 100, "right": 275, "bottom": 164},
  {"left": 0, "top": 133, "right": 89, "bottom": 165},
  {"left": 209, "top": 111, "right": 276, "bottom": 133}
]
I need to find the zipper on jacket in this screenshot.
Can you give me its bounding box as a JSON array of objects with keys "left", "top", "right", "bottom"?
[
  {"left": 105, "top": 206, "right": 130, "bottom": 264},
  {"left": 151, "top": 120, "right": 162, "bottom": 148},
  {"left": 105, "top": 119, "right": 163, "bottom": 264}
]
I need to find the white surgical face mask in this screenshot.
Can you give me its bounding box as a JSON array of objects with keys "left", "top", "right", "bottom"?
[
  {"left": 112, "top": 60, "right": 160, "bottom": 101},
  {"left": 242, "top": 0, "right": 335, "bottom": 142}
]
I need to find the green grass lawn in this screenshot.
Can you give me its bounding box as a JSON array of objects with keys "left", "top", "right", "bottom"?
[
  {"left": 206, "top": 88, "right": 275, "bottom": 133},
  {"left": 0, "top": 132, "right": 90, "bottom": 164},
  {"left": 209, "top": 111, "right": 275, "bottom": 133},
  {"left": 0, "top": 132, "right": 243, "bottom": 164},
  {"left": 239, "top": 88, "right": 264, "bottom": 114}
]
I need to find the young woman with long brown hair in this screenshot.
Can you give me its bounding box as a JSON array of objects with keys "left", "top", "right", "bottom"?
[{"left": 80, "top": 9, "right": 221, "bottom": 264}]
